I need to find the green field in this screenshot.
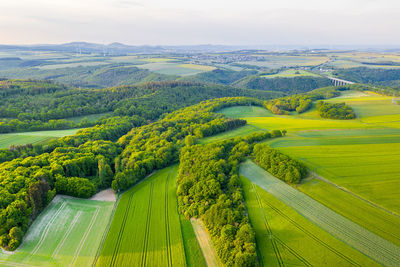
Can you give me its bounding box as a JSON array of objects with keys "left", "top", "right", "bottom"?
[
  {"left": 241, "top": 176, "right": 378, "bottom": 266},
  {"left": 240, "top": 160, "right": 400, "bottom": 266},
  {"left": 261, "top": 69, "right": 320, "bottom": 78},
  {"left": 0, "top": 129, "right": 79, "bottom": 148},
  {"left": 135, "top": 62, "right": 214, "bottom": 76},
  {"left": 198, "top": 125, "right": 264, "bottom": 145},
  {"left": 97, "top": 165, "right": 206, "bottom": 267},
  {"left": 0, "top": 196, "right": 114, "bottom": 267}
]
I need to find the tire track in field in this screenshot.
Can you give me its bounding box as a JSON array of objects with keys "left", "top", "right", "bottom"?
[
  {"left": 69, "top": 207, "right": 100, "bottom": 267},
  {"left": 241, "top": 160, "right": 400, "bottom": 266},
  {"left": 110, "top": 193, "right": 134, "bottom": 267},
  {"left": 252, "top": 184, "right": 284, "bottom": 267},
  {"left": 255, "top": 185, "right": 359, "bottom": 266},
  {"left": 141, "top": 182, "right": 154, "bottom": 267},
  {"left": 165, "top": 169, "right": 172, "bottom": 267},
  {"left": 51, "top": 211, "right": 82, "bottom": 259},
  {"left": 31, "top": 201, "right": 67, "bottom": 255}
]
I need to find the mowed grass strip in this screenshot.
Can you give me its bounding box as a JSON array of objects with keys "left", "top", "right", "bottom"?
[
  {"left": 0, "top": 196, "right": 114, "bottom": 267},
  {"left": 97, "top": 165, "right": 187, "bottom": 267},
  {"left": 240, "top": 176, "right": 377, "bottom": 266},
  {"left": 239, "top": 160, "right": 400, "bottom": 266}
]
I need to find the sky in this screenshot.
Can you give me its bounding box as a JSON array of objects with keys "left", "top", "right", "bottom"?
[{"left": 0, "top": 0, "right": 399, "bottom": 46}]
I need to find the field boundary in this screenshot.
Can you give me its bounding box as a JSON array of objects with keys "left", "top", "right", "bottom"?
[{"left": 190, "top": 218, "right": 220, "bottom": 267}]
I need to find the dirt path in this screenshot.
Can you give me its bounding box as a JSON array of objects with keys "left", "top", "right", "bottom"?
[
  {"left": 90, "top": 189, "right": 116, "bottom": 202},
  {"left": 190, "top": 218, "right": 220, "bottom": 267}
]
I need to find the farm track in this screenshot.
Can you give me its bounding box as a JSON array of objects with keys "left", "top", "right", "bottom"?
[
  {"left": 165, "top": 169, "right": 172, "bottom": 267},
  {"left": 141, "top": 182, "right": 154, "bottom": 267},
  {"left": 241, "top": 160, "right": 400, "bottom": 267},
  {"left": 110, "top": 193, "right": 134, "bottom": 267}
]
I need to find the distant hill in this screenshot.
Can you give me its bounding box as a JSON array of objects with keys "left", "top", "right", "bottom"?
[
  {"left": 180, "top": 69, "right": 258, "bottom": 85},
  {"left": 234, "top": 75, "right": 331, "bottom": 94},
  {"left": 0, "top": 64, "right": 177, "bottom": 88}
]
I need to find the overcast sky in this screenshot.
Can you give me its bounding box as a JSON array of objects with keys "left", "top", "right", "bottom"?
[{"left": 0, "top": 0, "right": 399, "bottom": 46}]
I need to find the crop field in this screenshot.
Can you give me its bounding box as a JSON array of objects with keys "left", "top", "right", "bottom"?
[
  {"left": 0, "top": 129, "right": 79, "bottom": 148},
  {"left": 240, "top": 55, "right": 329, "bottom": 68},
  {"left": 261, "top": 69, "right": 320, "bottom": 78},
  {"left": 240, "top": 176, "right": 378, "bottom": 266},
  {"left": 0, "top": 196, "right": 114, "bottom": 267},
  {"left": 97, "top": 165, "right": 205, "bottom": 267},
  {"left": 134, "top": 62, "right": 214, "bottom": 76},
  {"left": 218, "top": 105, "right": 273, "bottom": 118},
  {"left": 240, "top": 160, "right": 400, "bottom": 266}
]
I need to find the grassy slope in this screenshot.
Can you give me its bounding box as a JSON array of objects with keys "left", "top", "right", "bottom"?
[
  {"left": 97, "top": 165, "right": 204, "bottom": 267},
  {"left": 0, "top": 129, "right": 79, "bottom": 148},
  {"left": 240, "top": 160, "right": 400, "bottom": 266},
  {"left": 261, "top": 69, "right": 320, "bottom": 78},
  {"left": 0, "top": 196, "right": 114, "bottom": 267}
]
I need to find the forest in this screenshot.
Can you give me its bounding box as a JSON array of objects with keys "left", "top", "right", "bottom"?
[{"left": 317, "top": 101, "right": 356, "bottom": 120}]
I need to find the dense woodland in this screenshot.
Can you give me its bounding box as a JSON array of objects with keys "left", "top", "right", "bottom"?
[
  {"left": 0, "top": 64, "right": 176, "bottom": 88},
  {"left": 0, "top": 80, "right": 280, "bottom": 133},
  {"left": 316, "top": 101, "right": 356, "bottom": 120},
  {"left": 334, "top": 67, "right": 400, "bottom": 89}
]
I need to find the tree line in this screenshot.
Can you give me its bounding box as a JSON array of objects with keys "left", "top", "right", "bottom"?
[{"left": 253, "top": 144, "right": 307, "bottom": 183}]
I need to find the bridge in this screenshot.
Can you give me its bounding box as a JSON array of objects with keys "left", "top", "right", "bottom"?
[{"left": 327, "top": 77, "right": 355, "bottom": 86}]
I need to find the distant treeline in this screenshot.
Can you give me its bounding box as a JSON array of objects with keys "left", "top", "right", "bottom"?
[
  {"left": 334, "top": 67, "right": 400, "bottom": 89},
  {"left": 234, "top": 76, "right": 331, "bottom": 95}
]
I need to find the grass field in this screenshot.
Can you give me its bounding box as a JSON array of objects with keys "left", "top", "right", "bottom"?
[
  {"left": 261, "top": 69, "right": 320, "bottom": 78},
  {"left": 198, "top": 125, "right": 264, "bottom": 145},
  {"left": 240, "top": 160, "right": 400, "bottom": 266},
  {"left": 0, "top": 196, "right": 114, "bottom": 267},
  {"left": 0, "top": 129, "right": 79, "bottom": 148},
  {"left": 97, "top": 165, "right": 206, "bottom": 267},
  {"left": 135, "top": 62, "right": 214, "bottom": 76},
  {"left": 241, "top": 176, "right": 378, "bottom": 266}
]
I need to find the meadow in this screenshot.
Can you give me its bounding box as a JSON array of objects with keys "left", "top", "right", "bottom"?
[
  {"left": 240, "top": 160, "right": 400, "bottom": 266},
  {"left": 0, "top": 129, "right": 79, "bottom": 148},
  {"left": 97, "top": 165, "right": 206, "bottom": 267},
  {"left": 0, "top": 196, "right": 114, "bottom": 267}
]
